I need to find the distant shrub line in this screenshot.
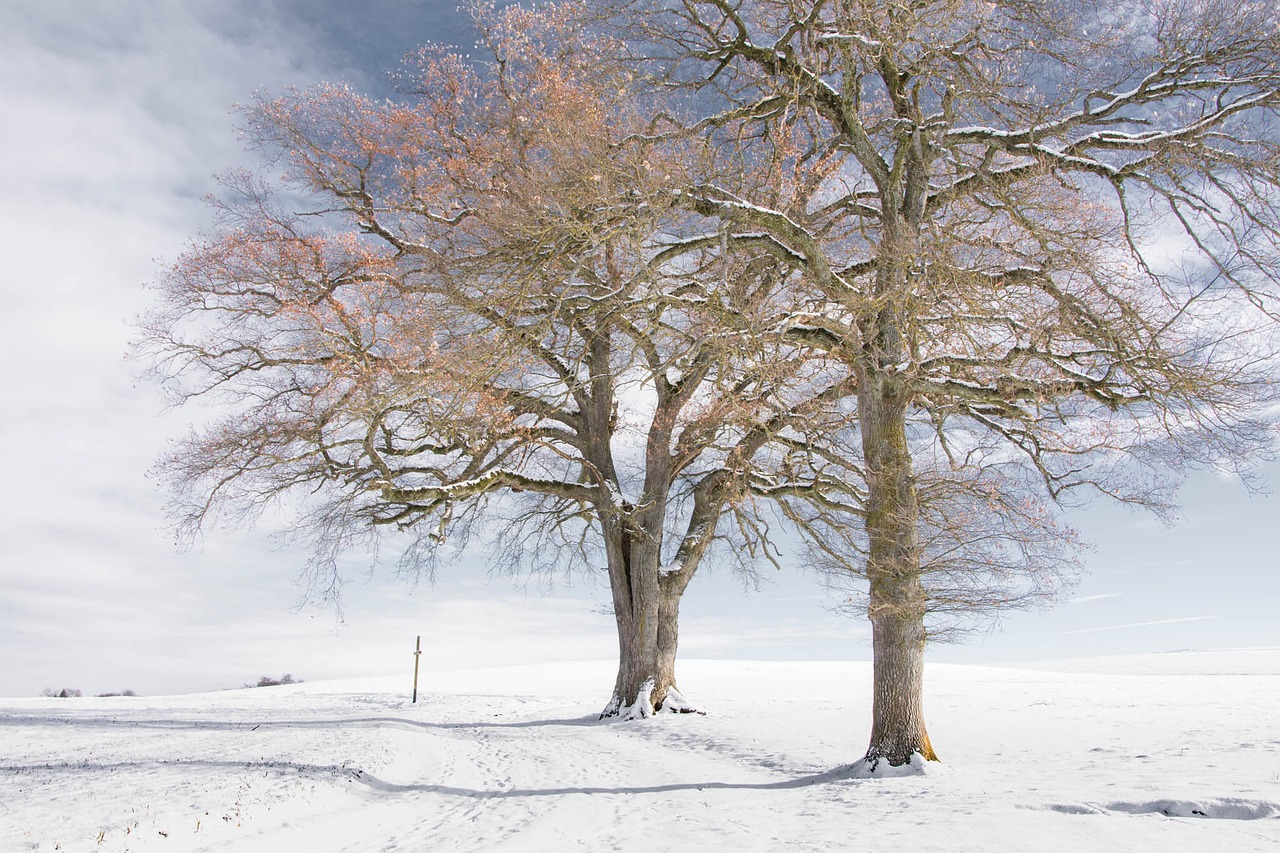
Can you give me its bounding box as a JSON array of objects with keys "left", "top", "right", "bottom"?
[
  {"left": 247, "top": 674, "right": 301, "bottom": 688},
  {"left": 41, "top": 688, "right": 137, "bottom": 698}
]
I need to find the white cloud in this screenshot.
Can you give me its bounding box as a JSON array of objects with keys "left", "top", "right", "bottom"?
[{"left": 0, "top": 0, "right": 357, "bottom": 699}]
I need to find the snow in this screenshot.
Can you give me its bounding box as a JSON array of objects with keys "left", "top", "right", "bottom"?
[
  {"left": 845, "top": 751, "right": 936, "bottom": 779},
  {"left": 3, "top": 652, "right": 1278, "bottom": 852},
  {"left": 618, "top": 677, "right": 656, "bottom": 721},
  {"left": 658, "top": 686, "right": 705, "bottom": 715}
]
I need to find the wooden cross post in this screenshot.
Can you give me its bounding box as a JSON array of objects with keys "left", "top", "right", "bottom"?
[{"left": 412, "top": 635, "right": 422, "bottom": 704}]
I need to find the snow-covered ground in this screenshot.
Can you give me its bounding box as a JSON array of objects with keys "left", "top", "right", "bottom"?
[{"left": 3, "top": 650, "right": 1278, "bottom": 852}]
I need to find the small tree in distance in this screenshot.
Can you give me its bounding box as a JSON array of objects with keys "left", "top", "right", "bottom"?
[{"left": 626, "top": 0, "right": 1280, "bottom": 768}]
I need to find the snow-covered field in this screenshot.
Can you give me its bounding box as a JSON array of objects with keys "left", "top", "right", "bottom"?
[{"left": 3, "top": 650, "right": 1278, "bottom": 852}]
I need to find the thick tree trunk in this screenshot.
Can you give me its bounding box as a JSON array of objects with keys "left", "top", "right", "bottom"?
[
  {"left": 604, "top": 610, "right": 661, "bottom": 719},
  {"left": 593, "top": 378, "right": 708, "bottom": 718},
  {"left": 865, "top": 586, "right": 936, "bottom": 766},
  {"left": 858, "top": 371, "right": 938, "bottom": 767},
  {"left": 600, "top": 524, "right": 697, "bottom": 718},
  {"left": 601, "top": 521, "right": 656, "bottom": 718},
  {"left": 602, "top": 582, "right": 691, "bottom": 717}
]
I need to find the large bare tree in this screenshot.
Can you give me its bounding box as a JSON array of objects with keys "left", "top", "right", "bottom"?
[
  {"left": 619, "top": 0, "right": 1280, "bottom": 767},
  {"left": 140, "top": 2, "right": 848, "bottom": 718}
]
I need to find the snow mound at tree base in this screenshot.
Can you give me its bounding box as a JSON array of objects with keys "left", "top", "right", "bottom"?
[
  {"left": 841, "top": 752, "right": 941, "bottom": 779},
  {"left": 658, "top": 686, "right": 705, "bottom": 715},
  {"left": 610, "top": 681, "right": 707, "bottom": 720}
]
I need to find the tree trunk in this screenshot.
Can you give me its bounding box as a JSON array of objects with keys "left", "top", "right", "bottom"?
[
  {"left": 865, "top": 585, "right": 936, "bottom": 766},
  {"left": 603, "top": 601, "right": 661, "bottom": 718},
  {"left": 654, "top": 566, "right": 701, "bottom": 712},
  {"left": 858, "top": 371, "right": 938, "bottom": 767},
  {"left": 599, "top": 521, "right": 695, "bottom": 718},
  {"left": 602, "top": 582, "right": 692, "bottom": 717},
  {"left": 594, "top": 382, "right": 708, "bottom": 718},
  {"left": 655, "top": 579, "right": 680, "bottom": 702}
]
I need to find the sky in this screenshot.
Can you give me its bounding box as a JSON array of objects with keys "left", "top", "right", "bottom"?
[{"left": 1, "top": 0, "right": 1277, "bottom": 699}]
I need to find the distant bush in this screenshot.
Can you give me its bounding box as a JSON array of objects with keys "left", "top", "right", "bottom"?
[
  {"left": 41, "top": 688, "right": 82, "bottom": 698},
  {"left": 95, "top": 690, "right": 137, "bottom": 697},
  {"left": 249, "top": 674, "right": 301, "bottom": 688}
]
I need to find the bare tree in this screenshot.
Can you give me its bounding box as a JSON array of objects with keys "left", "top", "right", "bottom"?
[
  {"left": 618, "top": 0, "right": 1280, "bottom": 767},
  {"left": 140, "top": 2, "right": 846, "bottom": 718}
]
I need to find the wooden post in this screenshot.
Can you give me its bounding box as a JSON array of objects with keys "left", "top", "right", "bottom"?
[{"left": 412, "top": 635, "right": 422, "bottom": 704}]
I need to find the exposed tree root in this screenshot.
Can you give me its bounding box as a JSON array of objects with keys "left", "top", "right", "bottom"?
[{"left": 599, "top": 680, "right": 707, "bottom": 719}]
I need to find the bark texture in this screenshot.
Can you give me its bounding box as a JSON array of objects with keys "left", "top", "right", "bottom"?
[
  {"left": 857, "top": 249, "right": 938, "bottom": 764},
  {"left": 860, "top": 386, "right": 938, "bottom": 765},
  {"left": 600, "top": 497, "right": 703, "bottom": 718},
  {"left": 603, "top": 544, "right": 664, "bottom": 718}
]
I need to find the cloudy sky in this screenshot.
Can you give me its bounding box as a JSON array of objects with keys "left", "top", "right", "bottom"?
[{"left": 2, "top": 0, "right": 1276, "bottom": 699}]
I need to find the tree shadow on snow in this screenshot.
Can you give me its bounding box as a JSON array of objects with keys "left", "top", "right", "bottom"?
[
  {"left": 1, "top": 711, "right": 850, "bottom": 796},
  {"left": 0, "top": 757, "right": 847, "bottom": 796},
  {"left": 356, "top": 768, "right": 851, "bottom": 797},
  {"left": 0, "top": 712, "right": 601, "bottom": 733}
]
